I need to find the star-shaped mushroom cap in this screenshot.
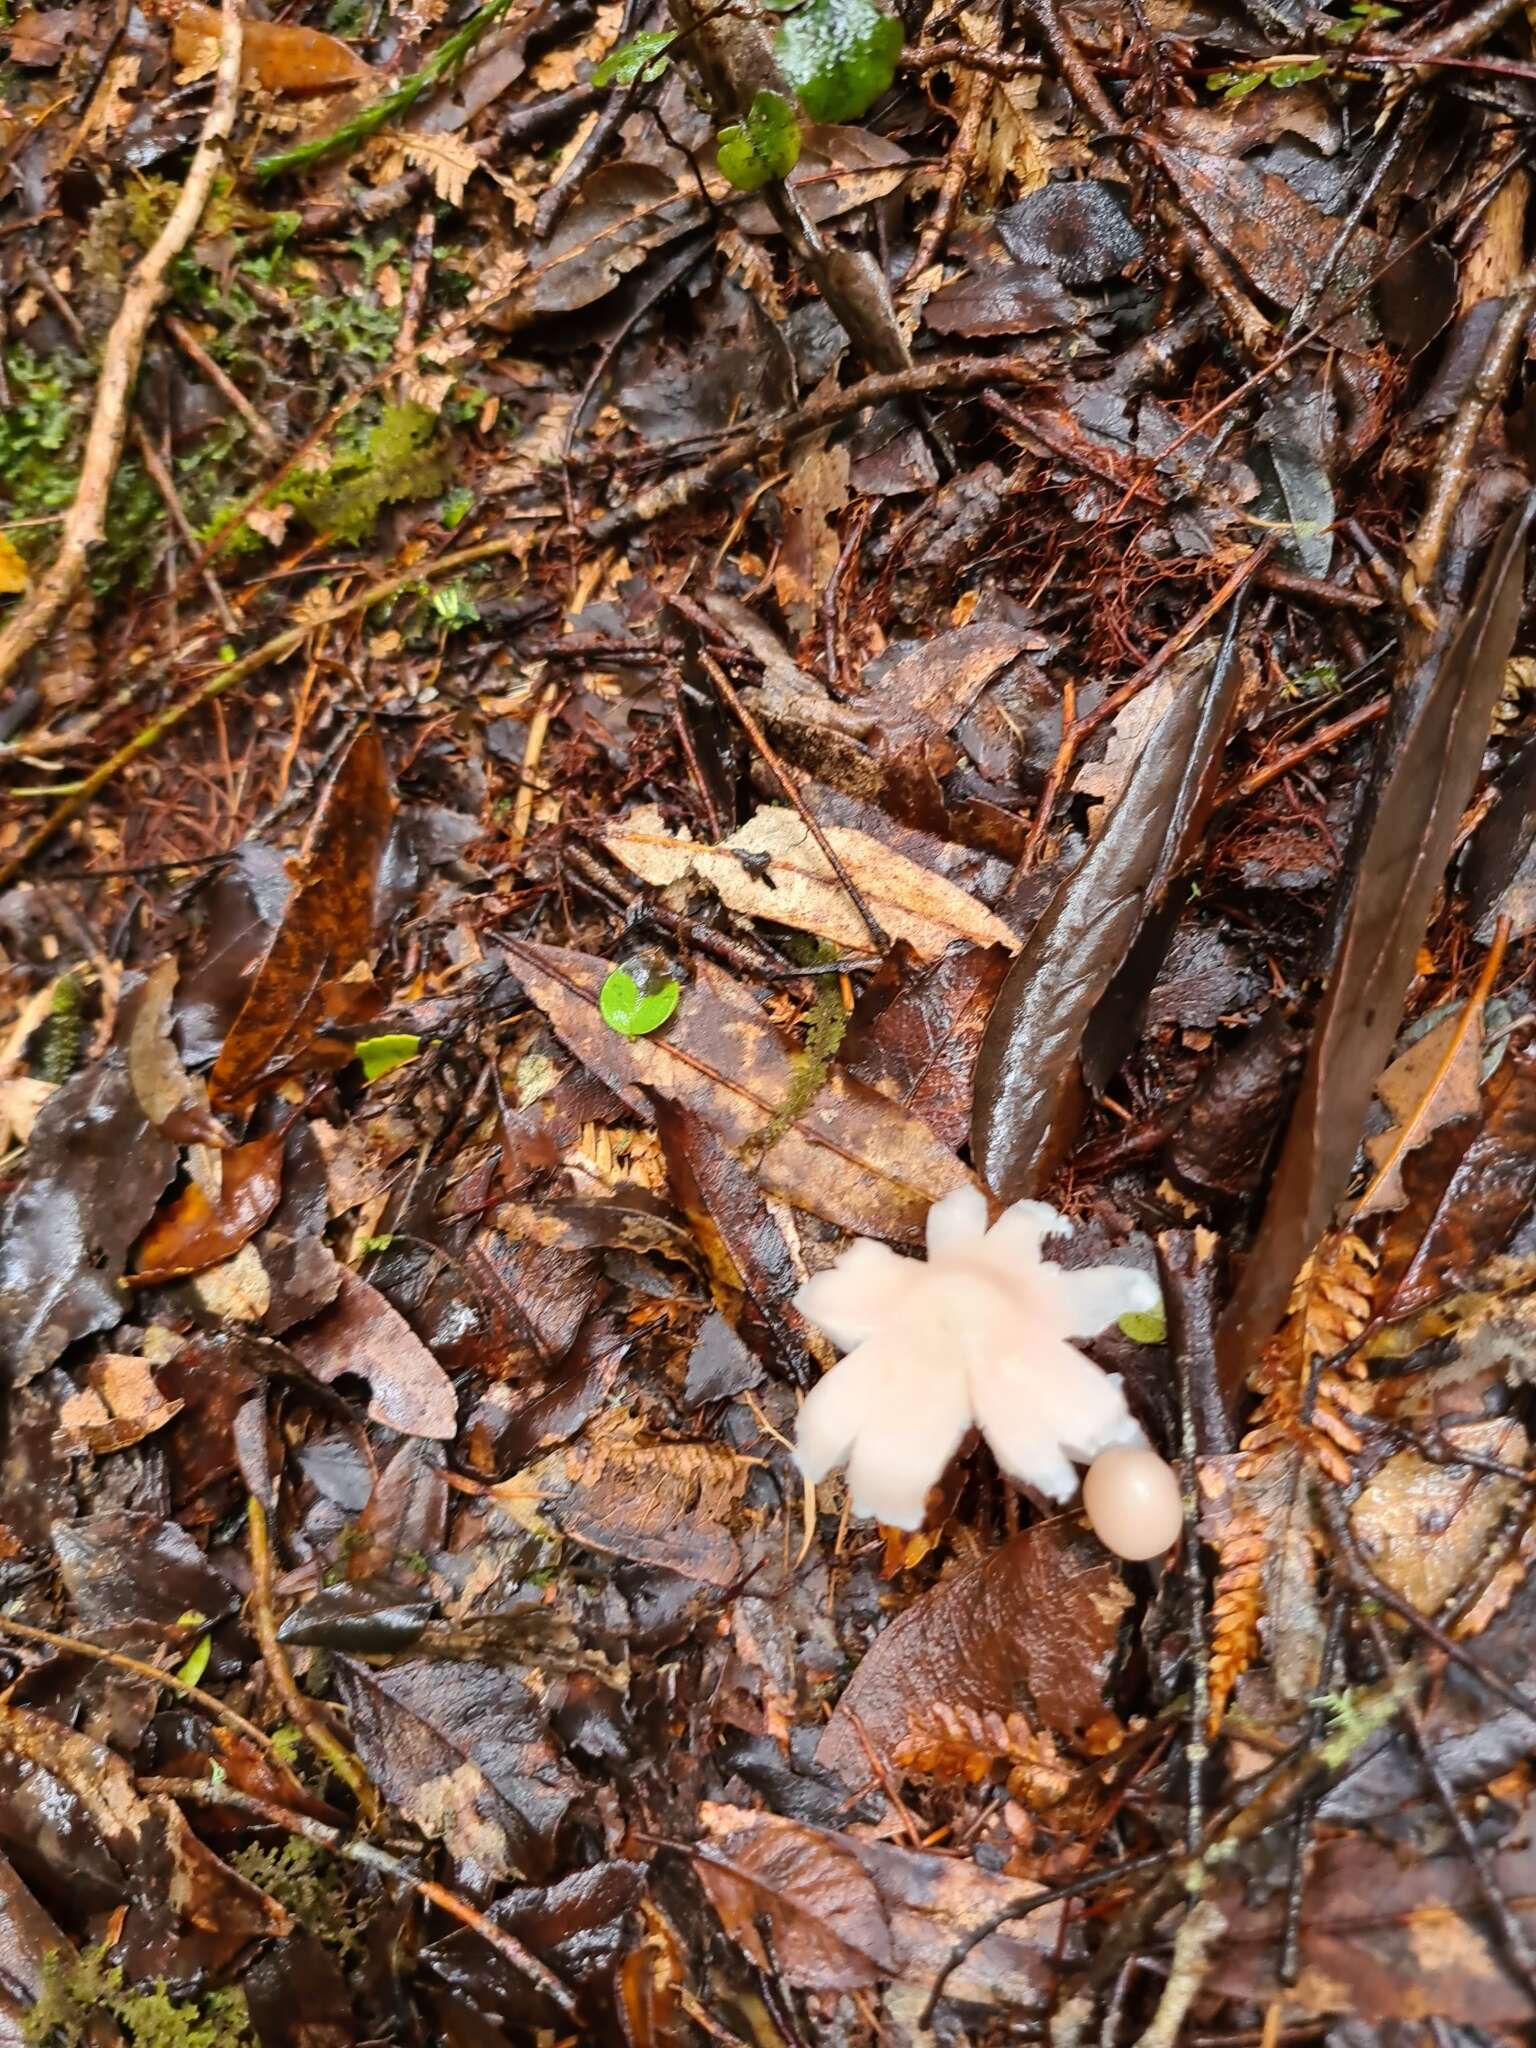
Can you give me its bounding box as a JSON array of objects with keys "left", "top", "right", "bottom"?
[{"left": 792, "top": 1186, "right": 1159, "bottom": 1530}]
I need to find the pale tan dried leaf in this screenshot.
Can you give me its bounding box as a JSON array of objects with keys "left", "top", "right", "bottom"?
[
  {"left": 1358, "top": 1008, "right": 1485, "bottom": 1218},
  {"left": 606, "top": 803, "right": 1020, "bottom": 960}
]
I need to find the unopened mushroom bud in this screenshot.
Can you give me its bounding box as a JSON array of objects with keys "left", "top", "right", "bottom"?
[{"left": 1082, "top": 1445, "right": 1183, "bottom": 1561}]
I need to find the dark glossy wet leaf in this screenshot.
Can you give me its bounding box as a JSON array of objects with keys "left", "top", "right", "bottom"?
[
  {"left": 923, "top": 261, "right": 1079, "bottom": 338},
  {"left": 0, "top": 1850, "right": 67, "bottom": 2045},
  {"left": 427, "top": 1861, "right": 647, "bottom": 2022},
  {"left": 244, "top": 1935, "right": 358, "bottom": 2048},
  {"left": 132, "top": 1127, "right": 286, "bottom": 1282},
  {"left": 276, "top": 1577, "right": 433, "bottom": 1652},
  {"left": 1220, "top": 502, "right": 1532, "bottom": 1381},
  {"left": 995, "top": 180, "right": 1145, "bottom": 286},
  {"left": 775, "top": 0, "right": 902, "bottom": 124},
  {"left": 288, "top": 1268, "right": 457, "bottom": 1440},
  {"left": 817, "top": 1520, "right": 1130, "bottom": 1786},
  {"left": 505, "top": 937, "right": 970, "bottom": 1242},
  {"left": 334, "top": 1658, "right": 581, "bottom": 1883},
  {"left": 1253, "top": 374, "right": 1336, "bottom": 578},
  {"left": 0, "top": 1702, "right": 285, "bottom": 1979},
  {"left": 52, "top": 1511, "right": 237, "bottom": 1640},
  {"left": 0, "top": 1052, "right": 176, "bottom": 1384},
  {"left": 501, "top": 164, "right": 700, "bottom": 324},
  {"left": 211, "top": 730, "right": 394, "bottom": 1108},
  {"left": 1378, "top": 1043, "right": 1536, "bottom": 1316},
  {"left": 696, "top": 1801, "right": 1068, "bottom": 2006},
  {"left": 973, "top": 638, "right": 1239, "bottom": 1202}
]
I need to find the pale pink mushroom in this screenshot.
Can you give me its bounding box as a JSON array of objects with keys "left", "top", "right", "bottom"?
[
  {"left": 1082, "top": 1445, "right": 1184, "bottom": 1561},
  {"left": 793, "top": 1186, "right": 1163, "bottom": 1539}
]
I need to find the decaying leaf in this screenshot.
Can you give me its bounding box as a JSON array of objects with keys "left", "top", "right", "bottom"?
[
  {"left": 695, "top": 1801, "right": 1067, "bottom": 2008},
  {"left": 605, "top": 803, "right": 1018, "bottom": 959},
  {"left": 493, "top": 1415, "right": 749, "bottom": 1585},
  {"left": 1357, "top": 1007, "right": 1486, "bottom": 1220},
  {"left": 211, "top": 730, "right": 394, "bottom": 1108},
  {"left": 288, "top": 1269, "right": 457, "bottom": 1440},
  {"left": 1350, "top": 1417, "right": 1528, "bottom": 1618},
  {"left": 401, "top": 130, "right": 480, "bottom": 207},
  {"left": 57, "top": 1353, "right": 184, "bottom": 1455},
  {"left": 335, "top": 1659, "right": 580, "bottom": 1884},
  {"left": 817, "top": 1519, "right": 1130, "bottom": 1785},
  {"left": 504, "top": 937, "right": 971, "bottom": 1243},
  {"left": 174, "top": 2, "right": 371, "bottom": 90}
]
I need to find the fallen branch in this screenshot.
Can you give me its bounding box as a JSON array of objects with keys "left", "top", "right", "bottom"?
[
  {"left": 0, "top": 0, "right": 242, "bottom": 694},
  {"left": 588, "top": 353, "right": 1046, "bottom": 538}
]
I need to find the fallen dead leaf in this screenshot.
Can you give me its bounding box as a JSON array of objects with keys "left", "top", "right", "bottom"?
[{"left": 605, "top": 804, "right": 1019, "bottom": 960}]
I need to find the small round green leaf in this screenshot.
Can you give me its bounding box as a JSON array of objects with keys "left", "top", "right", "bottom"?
[
  {"left": 775, "top": 0, "right": 902, "bottom": 125},
  {"left": 1118, "top": 1303, "right": 1168, "bottom": 1346},
  {"left": 593, "top": 28, "right": 676, "bottom": 87},
  {"left": 717, "top": 90, "right": 802, "bottom": 191},
  {"left": 600, "top": 966, "right": 680, "bottom": 1038},
  {"left": 356, "top": 1032, "right": 422, "bottom": 1083}
]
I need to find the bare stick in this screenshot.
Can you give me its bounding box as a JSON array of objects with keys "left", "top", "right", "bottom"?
[
  {"left": 246, "top": 1494, "right": 380, "bottom": 1823},
  {"left": 589, "top": 353, "right": 1045, "bottom": 538},
  {"left": 0, "top": 1611, "right": 298, "bottom": 1782},
  {"left": 142, "top": 1775, "right": 577, "bottom": 2014},
  {"left": 133, "top": 421, "right": 239, "bottom": 635},
  {"left": 0, "top": 0, "right": 242, "bottom": 692}
]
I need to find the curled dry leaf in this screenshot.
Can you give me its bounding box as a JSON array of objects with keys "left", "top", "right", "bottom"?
[
  {"left": 504, "top": 937, "right": 971, "bottom": 1243},
  {"left": 57, "top": 1353, "right": 184, "bottom": 1455},
  {"left": 605, "top": 803, "right": 1019, "bottom": 960}
]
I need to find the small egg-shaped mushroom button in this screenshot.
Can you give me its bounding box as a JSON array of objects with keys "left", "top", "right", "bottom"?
[{"left": 1082, "top": 1445, "right": 1184, "bottom": 1561}]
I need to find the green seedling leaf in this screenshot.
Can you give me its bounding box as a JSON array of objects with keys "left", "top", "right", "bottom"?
[
  {"left": 356, "top": 1033, "right": 422, "bottom": 1082},
  {"left": 775, "top": 0, "right": 902, "bottom": 123},
  {"left": 600, "top": 966, "right": 680, "bottom": 1038},
  {"left": 175, "top": 1628, "right": 212, "bottom": 1687},
  {"left": 593, "top": 28, "right": 676, "bottom": 86},
  {"left": 1118, "top": 1303, "right": 1168, "bottom": 1345},
  {"left": 716, "top": 90, "right": 802, "bottom": 192}
]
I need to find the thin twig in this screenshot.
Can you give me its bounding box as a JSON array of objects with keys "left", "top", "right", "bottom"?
[
  {"left": 902, "top": 34, "right": 992, "bottom": 286},
  {"left": 142, "top": 1775, "right": 578, "bottom": 2014},
  {"left": 589, "top": 354, "right": 1047, "bottom": 539},
  {"left": 0, "top": 0, "right": 242, "bottom": 693},
  {"left": 246, "top": 1494, "right": 380, "bottom": 1823},
  {"left": 0, "top": 1612, "right": 298, "bottom": 1782},
  {"left": 166, "top": 313, "right": 281, "bottom": 453},
  {"left": 133, "top": 421, "right": 239, "bottom": 634}
]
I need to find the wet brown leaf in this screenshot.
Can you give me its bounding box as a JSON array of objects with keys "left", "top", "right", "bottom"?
[
  {"left": 817, "top": 1519, "right": 1130, "bottom": 1784},
  {"left": 334, "top": 1659, "right": 580, "bottom": 1884},
  {"left": 174, "top": 3, "right": 370, "bottom": 90},
  {"left": 1379, "top": 1044, "right": 1536, "bottom": 1316},
  {"left": 288, "top": 1269, "right": 457, "bottom": 1440},
  {"left": 503, "top": 937, "right": 971, "bottom": 1243},
  {"left": 0, "top": 1055, "right": 176, "bottom": 1384},
  {"left": 695, "top": 1801, "right": 1066, "bottom": 2007},
  {"left": 132, "top": 1127, "right": 286, "bottom": 1283},
  {"left": 211, "top": 730, "right": 393, "bottom": 1109},
  {"left": 0, "top": 1702, "right": 286, "bottom": 1979},
  {"left": 1357, "top": 1008, "right": 1485, "bottom": 1220},
  {"left": 56, "top": 1353, "right": 184, "bottom": 1456},
  {"left": 1350, "top": 1417, "right": 1528, "bottom": 1617},
  {"left": 841, "top": 942, "right": 1011, "bottom": 1152}
]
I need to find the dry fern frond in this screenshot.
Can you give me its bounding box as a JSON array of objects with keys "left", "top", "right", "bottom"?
[
  {"left": 1204, "top": 1232, "right": 1380, "bottom": 1732},
  {"left": 893, "top": 1704, "right": 1075, "bottom": 1810}
]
